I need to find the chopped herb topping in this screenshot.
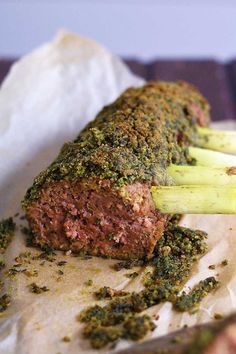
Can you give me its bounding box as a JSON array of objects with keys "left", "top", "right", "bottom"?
[
  {"left": 28, "top": 282, "right": 49, "bottom": 294},
  {"left": 37, "top": 245, "right": 56, "bottom": 262},
  {"left": 0, "top": 294, "right": 11, "bottom": 312},
  {"left": 79, "top": 223, "right": 218, "bottom": 348},
  {"left": 125, "top": 272, "right": 139, "bottom": 279},
  {"left": 22, "top": 269, "right": 38, "bottom": 278},
  {"left": 0, "top": 218, "right": 16, "bottom": 252},
  {"left": 123, "top": 315, "right": 156, "bottom": 341},
  {"left": 221, "top": 259, "right": 228, "bottom": 267},
  {"left": 208, "top": 264, "right": 216, "bottom": 270},
  {"left": 0, "top": 260, "right": 5, "bottom": 270},
  {"left": 57, "top": 261, "right": 67, "bottom": 266},
  {"left": 85, "top": 279, "right": 93, "bottom": 287},
  {"left": 112, "top": 259, "right": 145, "bottom": 271},
  {"left": 20, "top": 226, "right": 35, "bottom": 246},
  {"left": 175, "top": 277, "right": 218, "bottom": 312}
]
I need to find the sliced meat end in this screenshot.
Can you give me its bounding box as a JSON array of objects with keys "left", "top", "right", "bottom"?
[{"left": 25, "top": 178, "right": 167, "bottom": 260}]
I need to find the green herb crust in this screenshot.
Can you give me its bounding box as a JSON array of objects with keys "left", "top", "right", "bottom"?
[
  {"left": 28, "top": 282, "right": 49, "bottom": 294},
  {"left": 79, "top": 223, "right": 218, "bottom": 349},
  {"left": 0, "top": 217, "right": 16, "bottom": 253},
  {"left": 23, "top": 81, "right": 209, "bottom": 206},
  {"left": 0, "top": 294, "right": 11, "bottom": 312}
]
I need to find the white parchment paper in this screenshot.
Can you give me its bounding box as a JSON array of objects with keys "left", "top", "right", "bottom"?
[{"left": 0, "top": 30, "right": 236, "bottom": 354}]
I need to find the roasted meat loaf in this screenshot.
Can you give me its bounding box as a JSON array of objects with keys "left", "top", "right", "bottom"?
[{"left": 23, "top": 81, "right": 210, "bottom": 259}]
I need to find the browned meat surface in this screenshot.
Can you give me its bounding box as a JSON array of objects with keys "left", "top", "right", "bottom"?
[{"left": 23, "top": 81, "right": 210, "bottom": 259}]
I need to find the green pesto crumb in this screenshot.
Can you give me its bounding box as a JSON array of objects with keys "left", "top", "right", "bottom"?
[
  {"left": 23, "top": 269, "right": 38, "bottom": 278},
  {"left": 175, "top": 277, "right": 218, "bottom": 312},
  {"left": 57, "top": 261, "right": 67, "bottom": 266},
  {"left": 79, "top": 223, "right": 217, "bottom": 349},
  {"left": 28, "top": 282, "right": 49, "bottom": 294},
  {"left": 0, "top": 218, "right": 16, "bottom": 252},
  {"left": 0, "top": 260, "right": 5, "bottom": 270},
  {"left": 0, "top": 294, "right": 11, "bottom": 312},
  {"left": 22, "top": 81, "right": 209, "bottom": 207},
  {"left": 125, "top": 272, "right": 139, "bottom": 279},
  {"left": 221, "top": 259, "right": 228, "bottom": 267},
  {"left": 208, "top": 264, "right": 216, "bottom": 270},
  {"left": 112, "top": 259, "right": 145, "bottom": 271},
  {"left": 123, "top": 315, "right": 156, "bottom": 340},
  {"left": 85, "top": 279, "right": 93, "bottom": 287}
]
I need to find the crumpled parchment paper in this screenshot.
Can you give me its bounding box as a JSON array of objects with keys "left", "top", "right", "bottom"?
[{"left": 0, "top": 30, "right": 236, "bottom": 354}]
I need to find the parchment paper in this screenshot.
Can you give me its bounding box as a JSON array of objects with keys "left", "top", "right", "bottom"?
[{"left": 0, "top": 30, "right": 236, "bottom": 354}]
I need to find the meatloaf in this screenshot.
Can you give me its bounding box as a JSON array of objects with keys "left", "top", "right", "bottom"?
[{"left": 22, "top": 81, "right": 210, "bottom": 259}]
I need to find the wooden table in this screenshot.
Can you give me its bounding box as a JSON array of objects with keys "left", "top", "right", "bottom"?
[{"left": 1, "top": 58, "right": 236, "bottom": 121}]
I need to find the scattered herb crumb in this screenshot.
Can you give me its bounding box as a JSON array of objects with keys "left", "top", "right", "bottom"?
[
  {"left": 23, "top": 269, "right": 38, "bottom": 278},
  {"left": 28, "top": 282, "right": 49, "bottom": 294},
  {"left": 0, "top": 294, "right": 11, "bottom": 312},
  {"left": 214, "top": 313, "right": 223, "bottom": 320},
  {"left": 123, "top": 315, "right": 156, "bottom": 341},
  {"left": 175, "top": 277, "right": 218, "bottom": 312},
  {"left": 85, "top": 279, "right": 93, "bottom": 287},
  {"left": 0, "top": 260, "right": 5, "bottom": 270},
  {"left": 0, "top": 217, "right": 16, "bottom": 252},
  {"left": 57, "top": 261, "right": 67, "bottom": 266},
  {"left": 125, "top": 272, "right": 139, "bottom": 279},
  {"left": 79, "top": 224, "right": 218, "bottom": 349},
  {"left": 221, "top": 259, "right": 228, "bottom": 267},
  {"left": 112, "top": 259, "right": 144, "bottom": 271},
  {"left": 37, "top": 245, "right": 56, "bottom": 262},
  {"left": 208, "top": 264, "right": 216, "bottom": 270}
]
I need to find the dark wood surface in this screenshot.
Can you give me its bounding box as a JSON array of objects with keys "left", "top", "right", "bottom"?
[
  {"left": 1, "top": 58, "right": 236, "bottom": 121},
  {"left": 125, "top": 59, "right": 236, "bottom": 121}
]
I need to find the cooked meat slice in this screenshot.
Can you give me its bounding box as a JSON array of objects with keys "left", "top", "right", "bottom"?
[
  {"left": 23, "top": 81, "right": 210, "bottom": 259},
  {"left": 25, "top": 179, "right": 167, "bottom": 259}
]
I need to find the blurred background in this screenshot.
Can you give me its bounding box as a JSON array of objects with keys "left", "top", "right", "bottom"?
[
  {"left": 0, "top": 0, "right": 236, "bottom": 120},
  {"left": 0, "top": 0, "right": 236, "bottom": 60}
]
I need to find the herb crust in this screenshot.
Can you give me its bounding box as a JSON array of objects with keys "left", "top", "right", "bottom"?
[{"left": 23, "top": 81, "right": 209, "bottom": 206}]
